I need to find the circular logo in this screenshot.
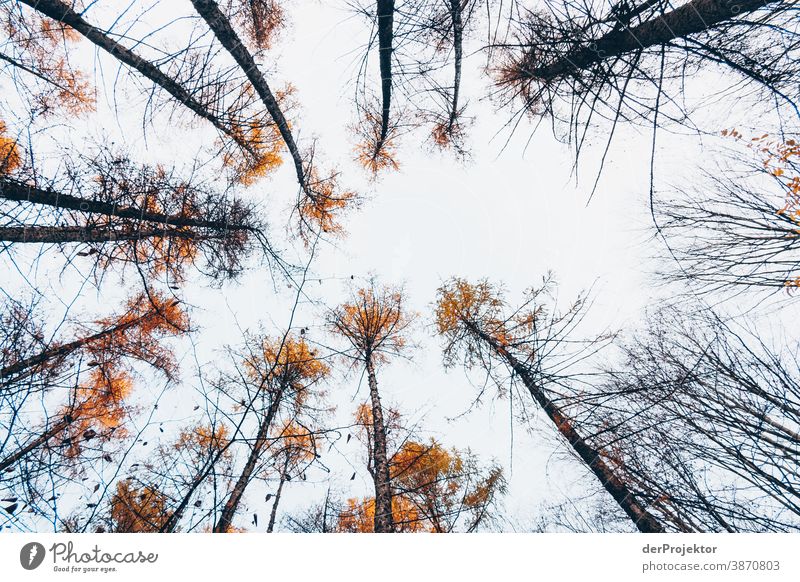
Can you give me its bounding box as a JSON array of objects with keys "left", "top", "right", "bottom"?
[{"left": 19, "top": 542, "right": 46, "bottom": 570}]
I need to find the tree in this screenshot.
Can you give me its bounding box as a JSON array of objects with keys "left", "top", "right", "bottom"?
[
  {"left": 389, "top": 439, "right": 505, "bottom": 532},
  {"left": 592, "top": 306, "right": 800, "bottom": 531},
  {"left": 1, "top": 151, "right": 268, "bottom": 284},
  {"left": 109, "top": 479, "right": 171, "bottom": 533},
  {"left": 266, "top": 421, "right": 316, "bottom": 533},
  {"left": 434, "top": 276, "right": 664, "bottom": 532},
  {"left": 352, "top": 0, "right": 489, "bottom": 171},
  {"left": 212, "top": 334, "right": 328, "bottom": 532},
  {"left": 329, "top": 281, "right": 414, "bottom": 532},
  {"left": 492, "top": 1, "right": 799, "bottom": 166},
  {"left": 655, "top": 131, "right": 800, "bottom": 293},
  {"left": 15, "top": 0, "right": 281, "bottom": 185},
  {"left": 0, "top": 3, "right": 95, "bottom": 118},
  {"left": 0, "top": 291, "right": 187, "bottom": 476},
  {"left": 16, "top": 0, "right": 353, "bottom": 240}
]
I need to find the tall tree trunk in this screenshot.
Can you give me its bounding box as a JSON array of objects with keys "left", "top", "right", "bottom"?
[
  {"left": 190, "top": 0, "right": 308, "bottom": 191},
  {"left": 266, "top": 455, "right": 290, "bottom": 533},
  {"left": 0, "top": 415, "right": 72, "bottom": 473},
  {"left": 0, "top": 225, "right": 209, "bottom": 244},
  {"left": 0, "top": 179, "right": 250, "bottom": 233},
  {"left": 365, "top": 354, "right": 394, "bottom": 533},
  {"left": 1, "top": 313, "right": 153, "bottom": 383},
  {"left": 447, "top": 0, "right": 463, "bottom": 132},
  {"left": 375, "top": 0, "right": 395, "bottom": 150},
  {"left": 465, "top": 322, "right": 665, "bottom": 533},
  {"left": 17, "top": 0, "right": 257, "bottom": 157},
  {"left": 519, "top": 0, "right": 769, "bottom": 82},
  {"left": 213, "top": 390, "right": 283, "bottom": 533}
]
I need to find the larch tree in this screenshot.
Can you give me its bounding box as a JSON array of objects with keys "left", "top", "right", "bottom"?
[
  {"left": 338, "top": 437, "right": 506, "bottom": 532},
  {"left": 0, "top": 292, "right": 188, "bottom": 473},
  {"left": 590, "top": 305, "right": 800, "bottom": 532},
  {"left": 1, "top": 149, "right": 268, "bottom": 284},
  {"left": 492, "top": 0, "right": 800, "bottom": 169},
  {"left": 655, "top": 131, "right": 800, "bottom": 293},
  {"left": 434, "top": 276, "right": 664, "bottom": 533},
  {"left": 352, "top": 0, "right": 491, "bottom": 171},
  {"left": 265, "top": 421, "right": 316, "bottom": 533},
  {"left": 329, "top": 282, "right": 414, "bottom": 533},
  {"left": 212, "top": 334, "right": 329, "bottom": 533},
  {"left": 11, "top": 0, "right": 354, "bottom": 242}
]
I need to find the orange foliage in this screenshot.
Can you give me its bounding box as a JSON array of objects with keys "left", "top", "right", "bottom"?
[
  {"left": 53, "top": 293, "right": 187, "bottom": 458},
  {"left": 62, "top": 363, "right": 132, "bottom": 458},
  {"left": 353, "top": 111, "right": 399, "bottom": 174},
  {"left": 175, "top": 424, "right": 230, "bottom": 454},
  {"left": 0, "top": 120, "right": 21, "bottom": 175},
  {"left": 435, "top": 278, "right": 504, "bottom": 337},
  {"left": 1, "top": 6, "right": 95, "bottom": 115},
  {"left": 329, "top": 284, "right": 413, "bottom": 361},
  {"left": 724, "top": 130, "right": 800, "bottom": 287},
  {"left": 274, "top": 421, "right": 314, "bottom": 460},
  {"left": 223, "top": 121, "right": 284, "bottom": 186},
  {"left": 298, "top": 169, "right": 357, "bottom": 240},
  {"left": 87, "top": 292, "right": 189, "bottom": 380},
  {"left": 245, "top": 335, "right": 329, "bottom": 409},
  {"left": 389, "top": 440, "right": 504, "bottom": 532},
  {"left": 221, "top": 84, "right": 298, "bottom": 185},
  {"left": 337, "top": 496, "right": 424, "bottom": 533},
  {"left": 236, "top": 0, "right": 285, "bottom": 49},
  {"left": 111, "top": 479, "right": 170, "bottom": 532}
]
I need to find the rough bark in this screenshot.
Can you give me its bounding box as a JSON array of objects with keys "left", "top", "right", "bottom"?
[
  {"left": 17, "top": 0, "right": 256, "bottom": 156},
  {"left": 0, "top": 415, "right": 72, "bottom": 473},
  {"left": 447, "top": 0, "right": 463, "bottom": 131},
  {"left": 365, "top": 355, "right": 394, "bottom": 533},
  {"left": 0, "top": 179, "right": 251, "bottom": 233},
  {"left": 375, "top": 0, "right": 395, "bottom": 150},
  {"left": 190, "top": 0, "right": 307, "bottom": 191},
  {"left": 465, "top": 321, "right": 665, "bottom": 533},
  {"left": 0, "top": 225, "right": 202, "bottom": 244},
  {"left": 213, "top": 389, "right": 283, "bottom": 533},
  {"left": 520, "top": 0, "right": 770, "bottom": 82}
]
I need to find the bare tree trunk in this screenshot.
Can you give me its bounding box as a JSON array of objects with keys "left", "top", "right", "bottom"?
[
  {"left": 190, "top": 0, "right": 308, "bottom": 191},
  {"left": 213, "top": 390, "right": 283, "bottom": 533},
  {"left": 0, "top": 415, "right": 72, "bottom": 473},
  {"left": 17, "top": 0, "right": 256, "bottom": 157},
  {"left": 375, "top": 0, "right": 395, "bottom": 150},
  {"left": 0, "top": 179, "right": 251, "bottom": 233},
  {"left": 1, "top": 313, "right": 152, "bottom": 383},
  {"left": 446, "top": 0, "right": 463, "bottom": 131},
  {"left": 519, "top": 0, "right": 769, "bottom": 82},
  {"left": 365, "top": 355, "right": 394, "bottom": 533},
  {"left": 266, "top": 456, "right": 290, "bottom": 533},
  {"left": 465, "top": 322, "right": 664, "bottom": 533},
  {"left": 0, "top": 225, "right": 205, "bottom": 244}
]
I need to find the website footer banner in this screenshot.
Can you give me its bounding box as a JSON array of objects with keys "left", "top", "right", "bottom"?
[{"left": 1, "top": 534, "right": 797, "bottom": 581}]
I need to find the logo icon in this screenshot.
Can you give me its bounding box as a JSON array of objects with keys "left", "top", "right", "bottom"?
[{"left": 19, "top": 542, "right": 46, "bottom": 570}]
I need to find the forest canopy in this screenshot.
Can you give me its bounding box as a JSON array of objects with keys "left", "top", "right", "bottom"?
[{"left": 0, "top": 0, "right": 798, "bottom": 534}]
